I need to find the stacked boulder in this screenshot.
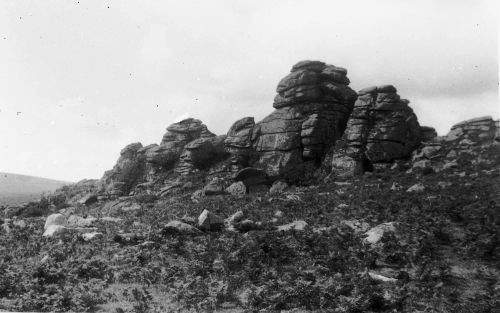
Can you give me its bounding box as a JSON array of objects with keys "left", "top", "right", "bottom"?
[
  {"left": 146, "top": 118, "right": 215, "bottom": 175},
  {"left": 331, "top": 85, "right": 422, "bottom": 176},
  {"left": 101, "top": 142, "right": 146, "bottom": 196},
  {"left": 225, "top": 117, "right": 258, "bottom": 172},
  {"left": 101, "top": 118, "right": 226, "bottom": 196},
  {"left": 225, "top": 60, "right": 357, "bottom": 179}
]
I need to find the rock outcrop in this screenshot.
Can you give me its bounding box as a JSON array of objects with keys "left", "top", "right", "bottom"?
[
  {"left": 444, "top": 116, "right": 498, "bottom": 143},
  {"left": 411, "top": 116, "right": 500, "bottom": 172},
  {"left": 331, "top": 85, "right": 421, "bottom": 176},
  {"left": 225, "top": 60, "right": 357, "bottom": 180},
  {"left": 100, "top": 118, "right": 225, "bottom": 196}
]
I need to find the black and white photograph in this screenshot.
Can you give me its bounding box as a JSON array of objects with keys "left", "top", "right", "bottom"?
[{"left": 0, "top": 0, "right": 499, "bottom": 312}]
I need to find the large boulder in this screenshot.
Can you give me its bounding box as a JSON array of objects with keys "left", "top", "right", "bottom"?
[
  {"left": 44, "top": 213, "right": 67, "bottom": 230},
  {"left": 225, "top": 60, "right": 357, "bottom": 180},
  {"left": 331, "top": 85, "right": 421, "bottom": 176}
]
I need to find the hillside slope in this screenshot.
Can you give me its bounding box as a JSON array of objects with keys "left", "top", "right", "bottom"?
[{"left": 0, "top": 172, "right": 71, "bottom": 206}]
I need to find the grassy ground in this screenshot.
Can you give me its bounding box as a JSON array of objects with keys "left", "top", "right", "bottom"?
[{"left": 1, "top": 142, "right": 499, "bottom": 312}]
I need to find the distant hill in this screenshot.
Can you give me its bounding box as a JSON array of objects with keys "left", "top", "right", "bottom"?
[{"left": 0, "top": 172, "right": 72, "bottom": 206}]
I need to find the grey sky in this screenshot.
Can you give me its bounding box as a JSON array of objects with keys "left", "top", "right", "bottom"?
[{"left": 0, "top": 0, "right": 498, "bottom": 182}]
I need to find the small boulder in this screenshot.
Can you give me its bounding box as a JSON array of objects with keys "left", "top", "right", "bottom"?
[
  {"left": 234, "top": 219, "right": 259, "bottom": 232},
  {"left": 81, "top": 232, "right": 103, "bottom": 241},
  {"left": 364, "top": 222, "right": 397, "bottom": 245},
  {"left": 43, "top": 225, "right": 70, "bottom": 237},
  {"left": 406, "top": 183, "right": 425, "bottom": 193},
  {"left": 198, "top": 209, "right": 225, "bottom": 231},
  {"left": 44, "top": 214, "right": 67, "bottom": 230},
  {"left": 162, "top": 220, "right": 203, "bottom": 235},
  {"left": 226, "top": 181, "right": 247, "bottom": 196},
  {"left": 343, "top": 220, "right": 370, "bottom": 233},
  {"left": 269, "top": 181, "right": 288, "bottom": 195},
  {"left": 277, "top": 220, "right": 307, "bottom": 231},
  {"left": 226, "top": 210, "right": 245, "bottom": 226},
  {"left": 203, "top": 178, "right": 225, "bottom": 195}
]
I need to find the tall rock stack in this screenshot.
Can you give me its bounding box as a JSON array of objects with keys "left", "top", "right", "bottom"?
[
  {"left": 331, "top": 85, "right": 421, "bottom": 176},
  {"left": 101, "top": 142, "right": 146, "bottom": 196},
  {"left": 225, "top": 60, "right": 357, "bottom": 179},
  {"left": 224, "top": 117, "right": 258, "bottom": 172}
]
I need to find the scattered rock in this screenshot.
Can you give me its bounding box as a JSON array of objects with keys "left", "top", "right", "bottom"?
[
  {"left": 437, "top": 181, "right": 452, "bottom": 189},
  {"left": 364, "top": 222, "right": 397, "bottom": 244},
  {"left": 269, "top": 180, "right": 288, "bottom": 195},
  {"left": 162, "top": 220, "right": 203, "bottom": 235},
  {"left": 406, "top": 183, "right": 425, "bottom": 193},
  {"left": 44, "top": 213, "right": 67, "bottom": 230},
  {"left": 198, "top": 209, "right": 225, "bottom": 231},
  {"left": 234, "top": 219, "right": 259, "bottom": 232},
  {"left": 226, "top": 181, "right": 247, "bottom": 196},
  {"left": 368, "top": 272, "right": 398, "bottom": 283},
  {"left": 81, "top": 232, "right": 103, "bottom": 241},
  {"left": 226, "top": 210, "right": 245, "bottom": 226},
  {"left": 203, "top": 178, "right": 225, "bottom": 195},
  {"left": 343, "top": 220, "right": 370, "bottom": 233},
  {"left": 390, "top": 182, "right": 403, "bottom": 191},
  {"left": 277, "top": 220, "right": 307, "bottom": 231}
]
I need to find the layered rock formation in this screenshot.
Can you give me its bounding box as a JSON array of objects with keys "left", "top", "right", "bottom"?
[
  {"left": 444, "top": 116, "right": 498, "bottom": 143},
  {"left": 411, "top": 116, "right": 500, "bottom": 171},
  {"left": 101, "top": 142, "right": 146, "bottom": 196},
  {"left": 226, "top": 60, "right": 357, "bottom": 179},
  {"left": 101, "top": 118, "right": 224, "bottom": 196},
  {"left": 331, "top": 85, "right": 422, "bottom": 176}
]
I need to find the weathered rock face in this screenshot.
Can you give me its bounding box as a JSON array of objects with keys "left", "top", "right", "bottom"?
[
  {"left": 331, "top": 85, "right": 421, "bottom": 176},
  {"left": 420, "top": 126, "right": 437, "bottom": 142},
  {"left": 101, "top": 142, "right": 146, "bottom": 196},
  {"left": 176, "top": 135, "right": 228, "bottom": 175},
  {"left": 225, "top": 60, "right": 357, "bottom": 179},
  {"left": 100, "top": 118, "right": 222, "bottom": 195},
  {"left": 411, "top": 116, "right": 500, "bottom": 172},
  {"left": 225, "top": 117, "right": 258, "bottom": 172},
  {"left": 445, "top": 116, "right": 498, "bottom": 143},
  {"left": 147, "top": 118, "right": 216, "bottom": 175}
]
